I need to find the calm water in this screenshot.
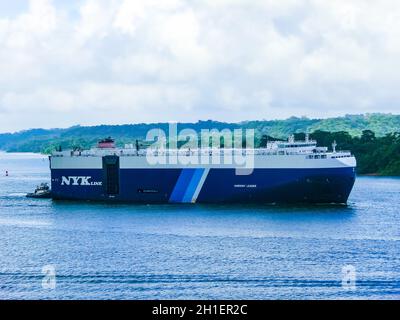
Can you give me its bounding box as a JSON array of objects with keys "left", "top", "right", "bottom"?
[{"left": 0, "top": 152, "right": 399, "bottom": 300}]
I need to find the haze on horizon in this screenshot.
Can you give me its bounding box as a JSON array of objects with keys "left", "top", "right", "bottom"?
[{"left": 1, "top": 0, "right": 400, "bottom": 133}]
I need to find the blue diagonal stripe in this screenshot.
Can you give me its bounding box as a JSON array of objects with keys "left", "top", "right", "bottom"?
[
  {"left": 182, "top": 168, "right": 205, "bottom": 203},
  {"left": 169, "top": 169, "right": 196, "bottom": 203}
]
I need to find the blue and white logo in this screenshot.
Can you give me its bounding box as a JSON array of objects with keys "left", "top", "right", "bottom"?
[{"left": 61, "top": 176, "right": 102, "bottom": 186}]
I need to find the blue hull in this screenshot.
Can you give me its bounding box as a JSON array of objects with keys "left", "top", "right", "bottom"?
[{"left": 51, "top": 167, "right": 356, "bottom": 204}]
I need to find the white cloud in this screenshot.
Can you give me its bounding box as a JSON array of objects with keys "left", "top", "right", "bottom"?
[{"left": 0, "top": 0, "right": 400, "bottom": 132}]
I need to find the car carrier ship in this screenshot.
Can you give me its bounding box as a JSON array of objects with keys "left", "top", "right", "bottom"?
[{"left": 49, "top": 136, "right": 356, "bottom": 204}]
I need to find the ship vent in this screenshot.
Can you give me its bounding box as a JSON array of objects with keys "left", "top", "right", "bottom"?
[{"left": 102, "top": 156, "right": 120, "bottom": 195}]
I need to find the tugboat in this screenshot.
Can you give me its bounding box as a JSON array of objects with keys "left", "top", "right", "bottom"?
[{"left": 26, "top": 183, "right": 52, "bottom": 199}]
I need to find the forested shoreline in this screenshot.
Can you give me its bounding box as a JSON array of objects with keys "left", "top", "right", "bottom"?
[{"left": 0, "top": 114, "right": 399, "bottom": 175}]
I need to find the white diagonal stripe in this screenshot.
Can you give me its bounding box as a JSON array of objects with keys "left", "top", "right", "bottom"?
[{"left": 191, "top": 168, "right": 210, "bottom": 203}]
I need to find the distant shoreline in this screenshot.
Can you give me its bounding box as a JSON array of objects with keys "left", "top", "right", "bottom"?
[
  {"left": 1, "top": 115, "right": 399, "bottom": 176},
  {"left": 0, "top": 151, "right": 47, "bottom": 158}
]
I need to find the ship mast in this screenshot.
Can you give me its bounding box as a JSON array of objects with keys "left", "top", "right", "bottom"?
[{"left": 332, "top": 140, "right": 337, "bottom": 153}]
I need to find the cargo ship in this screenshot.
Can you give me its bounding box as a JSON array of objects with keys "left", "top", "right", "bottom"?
[{"left": 49, "top": 136, "right": 356, "bottom": 204}]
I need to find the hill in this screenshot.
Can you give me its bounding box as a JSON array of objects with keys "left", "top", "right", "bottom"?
[{"left": 1, "top": 113, "right": 399, "bottom": 154}]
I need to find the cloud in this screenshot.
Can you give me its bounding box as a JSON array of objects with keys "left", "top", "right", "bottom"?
[{"left": 0, "top": 0, "right": 400, "bottom": 132}]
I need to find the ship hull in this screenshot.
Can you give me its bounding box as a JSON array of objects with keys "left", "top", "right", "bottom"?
[{"left": 50, "top": 167, "right": 356, "bottom": 204}]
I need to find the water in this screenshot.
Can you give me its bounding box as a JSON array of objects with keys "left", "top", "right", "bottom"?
[{"left": 0, "top": 152, "right": 399, "bottom": 300}]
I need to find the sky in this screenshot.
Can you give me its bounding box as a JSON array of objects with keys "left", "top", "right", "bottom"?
[{"left": 0, "top": 0, "right": 400, "bottom": 132}]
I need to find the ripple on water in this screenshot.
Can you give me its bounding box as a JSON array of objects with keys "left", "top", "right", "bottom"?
[{"left": 0, "top": 154, "right": 399, "bottom": 299}]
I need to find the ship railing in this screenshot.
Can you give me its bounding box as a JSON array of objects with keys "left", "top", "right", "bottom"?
[
  {"left": 52, "top": 148, "right": 342, "bottom": 158},
  {"left": 329, "top": 151, "right": 353, "bottom": 158},
  {"left": 330, "top": 150, "right": 352, "bottom": 155}
]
